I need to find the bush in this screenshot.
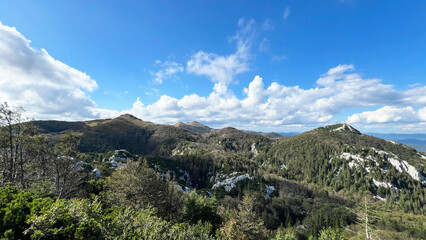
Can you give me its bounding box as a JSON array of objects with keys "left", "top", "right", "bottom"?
[
  {"left": 0, "top": 185, "right": 53, "bottom": 239},
  {"left": 103, "top": 206, "right": 213, "bottom": 240},
  {"left": 318, "top": 227, "right": 346, "bottom": 240},
  {"left": 107, "top": 159, "right": 183, "bottom": 220},
  {"left": 25, "top": 198, "right": 103, "bottom": 240}
]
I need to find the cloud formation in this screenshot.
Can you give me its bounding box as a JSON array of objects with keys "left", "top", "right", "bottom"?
[
  {"left": 187, "top": 19, "right": 255, "bottom": 94},
  {"left": 347, "top": 106, "right": 426, "bottom": 124},
  {"left": 97, "top": 64, "right": 426, "bottom": 131},
  {"left": 0, "top": 22, "right": 98, "bottom": 120},
  {"left": 151, "top": 60, "right": 184, "bottom": 84},
  {"left": 2, "top": 21, "right": 425, "bottom": 132}
]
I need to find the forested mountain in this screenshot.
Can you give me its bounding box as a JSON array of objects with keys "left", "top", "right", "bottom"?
[
  {"left": 267, "top": 124, "right": 425, "bottom": 213},
  {"left": 2, "top": 108, "right": 425, "bottom": 239}
]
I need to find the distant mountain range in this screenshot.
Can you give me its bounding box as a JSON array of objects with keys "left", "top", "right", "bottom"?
[
  {"left": 33, "top": 115, "right": 426, "bottom": 155},
  {"left": 273, "top": 132, "right": 426, "bottom": 153},
  {"left": 366, "top": 133, "right": 426, "bottom": 142},
  {"left": 277, "top": 132, "right": 299, "bottom": 137},
  {"left": 33, "top": 115, "right": 425, "bottom": 186},
  {"left": 365, "top": 133, "right": 426, "bottom": 153}
]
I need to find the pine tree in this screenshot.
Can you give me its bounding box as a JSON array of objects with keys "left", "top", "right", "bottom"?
[{"left": 223, "top": 194, "right": 270, "bottom": 240}]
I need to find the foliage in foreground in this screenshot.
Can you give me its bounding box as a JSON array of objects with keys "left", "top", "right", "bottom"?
[{"left": 0, "top": 186, "right": 214, "bottom": 240}]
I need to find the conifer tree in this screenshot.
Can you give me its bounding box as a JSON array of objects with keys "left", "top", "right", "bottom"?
[{"left": 221, "top": 194, "right": 269, "bottom": 240}]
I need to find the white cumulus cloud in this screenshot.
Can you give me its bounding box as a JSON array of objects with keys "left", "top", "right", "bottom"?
[
  {"left": 3, "top": 21, "right": 426, "bottom": 132},
  {"left": 347, "top": 106, "right": 426, "bottom": 124},
  {"left": 96, "top": 64, "right": 426, "bottom": 131},
  {"left": 0, "top": 21, "right": 98, "bottom": 120},
  {"left": 187, "top": 19, "right": 255, "bottom": 95}
]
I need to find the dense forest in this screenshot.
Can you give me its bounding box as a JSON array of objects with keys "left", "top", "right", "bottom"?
[{"left": 1, "top": 102, "right": 425, "bottom": 240}]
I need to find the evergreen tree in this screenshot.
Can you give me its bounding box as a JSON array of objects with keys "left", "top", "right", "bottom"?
[{"left": 221, "top": 194, "right": 269, "bottom": 240}]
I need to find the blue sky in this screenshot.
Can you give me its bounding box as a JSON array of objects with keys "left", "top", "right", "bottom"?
[{"left": 0, "top": 0, "right": 425, "bottom": 133}]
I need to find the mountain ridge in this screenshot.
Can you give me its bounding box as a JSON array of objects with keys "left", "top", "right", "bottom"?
[
  {"left": 33, "top": 117, "right": 426, "bottom": 187},
  {"left": 174, "top": 121, "right": 213, "bottom": 134},
  {"left": 28, "top": 115, "right": 426, "bottom": 236}
]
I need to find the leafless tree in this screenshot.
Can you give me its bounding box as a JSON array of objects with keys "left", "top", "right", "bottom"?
[
  {"left": 0, "top": 102, "right": 35, "bottom": 188},
  {"left": 53, "top": 131, "right": 88, "bottom": 199}
]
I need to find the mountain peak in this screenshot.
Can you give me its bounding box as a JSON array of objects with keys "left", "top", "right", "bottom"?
[
  {"left": 174, "top": 121, "right": 212, "bottom": 134},
  {"left": 187, "top": 121, "right": 208, "bottom": 128},
  {"left": 324, "top": 124, "right": 361, "bottom": 134},
  {"left": 118, "top": 113, "right": 140, "bottom": 120},
  {"left": 312, "top": 124, "right": 361, "bottom": 135},
  {"left": 174, "top": 121, "right": 185, "bottom": 127}
]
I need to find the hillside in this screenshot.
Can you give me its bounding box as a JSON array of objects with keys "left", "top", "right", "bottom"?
[
  {"left": 266, "top": 124, "right": 425, "bottom": 214},
  {"left": 34, "top": 114, "right": 199, "bottom": 156},
  {"left": 28, "top": 117, "right": 426, "bottom": 238},
  {"left": 34, "top": 118, "right": 426, "bottom": 189}
]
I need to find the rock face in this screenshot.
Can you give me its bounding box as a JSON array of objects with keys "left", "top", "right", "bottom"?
[
  {"left": 332, "top": 124, "right": 358, "bottom": 133},
  {"left": 332, "top": 146, "right": 425, "bottom": 184},
  {"left": 320, "top": 123, "right": 362, "bottom": 134},
  {"left": 211, "top": 172, "right": 253, "bottom": 192},
  {"left": 105, "top": 149, "right": 131, "bottom": 167},
  {"left": 265, "top": 185, "right": 276, "bottom": 198}
]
